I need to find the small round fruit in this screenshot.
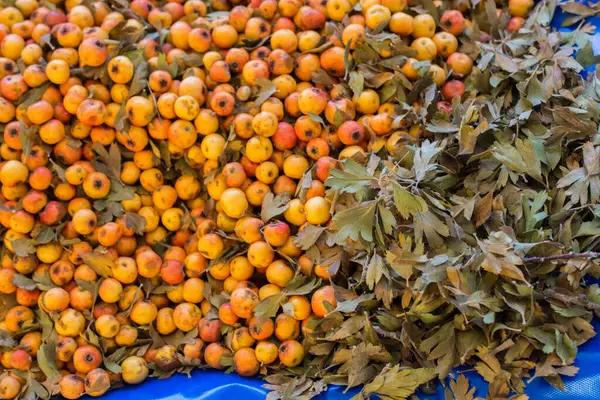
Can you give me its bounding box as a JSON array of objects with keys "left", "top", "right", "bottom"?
[
  {"left": 279, "top": 340, "right": 305, "bottom": 367},
  {"left": 304, "top": 196, "right": 330, "bottom": 225},
  {"left": 84, "top": 368, "right": 110, "bottom": 397},
  {"left": 59, "top": 375, "right": 85, "bottom": 400},
  {"left": 311, "top": 285, "right": 337, "bottom": 317},
  {"left": 255, "top": 341, "right": 278, "bottom": 364},
  {"left": 0, "top": 376, "right": 21, "bottom": 400},
  {"left": 121, "top": 356, "right": 149, "bottom": 385},
  {"left": 234, "top": 348, "right": 260, "bottom": 377},
  {"left": 230, "top": 287, "right": 259, "bottom": 318},
  {"left": 220, "top": 188, "right": 249, "bottom": 218}
]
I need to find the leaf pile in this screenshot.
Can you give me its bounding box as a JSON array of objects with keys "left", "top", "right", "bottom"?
[{"left": 259, "top": 2, "right": 600, "bottom": 399}]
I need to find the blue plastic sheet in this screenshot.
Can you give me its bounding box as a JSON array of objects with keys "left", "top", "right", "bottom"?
[
  {"left": 100, "top": 319, "right": 600, "bottom": 400},
  {"left": 98, "top": 317, "right": 600, "bottom": 400},
  {"left": 99, "top": 6, "right": 600, "bottom": 400}
]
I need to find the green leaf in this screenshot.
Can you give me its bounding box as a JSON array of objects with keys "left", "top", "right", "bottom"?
[
  {"left": 379, "top": 77, "right": 401, "bottom": 104},
  {"left": 50, "top": 159, "right": 67, "bottom": 182},
  {"left": 494, "top": 52, "right": 518, "bottom": 73},
  {"left": 33, "top": 226, "right": 56, "bottom": 244},
  {"left": 11, "top": 238, "right": 37, "bottom": 257},
  {"left": 332, "top": 201, "right": 377, "bottom": 243},
  {"left": 326, "top": 159, "right": 375, "bottom": 194},
  {"left": 348, "top": 71, "right": 364, "bottom": 97},
  {"left": 285, "top": 276, "right": 322, "bottom": 295},
  {"left": 557, "top": 167, "right": 586, "bottom": 189},
  {"left": 418, "top": 0, "right": 439, "bottom": 23},
  {"left": 148, "top": 323, "right": 166, "bottom": 347},
  {"left": 156, "top": 53, "right": 179, "bottom": 78},
  {"left": 333, "top": 109, "right": 352, "bottom": 128},
  {"left": 164, "top": 327, "right": 198, "bottom": 347},
  {"left": 33, "top": 268, "right": 54, "bottom": 292},
  {"left": 555, "top": 331, "right": 577, "bottom": 364},
  {"left": 524, "top": 327, "right": 556, "bottom": 354},
  {"left": 353, "top": 41, "right": 379, "bottom": 64},
  {"left": 586, "top": 284, "right": 600, "bottom": 305},
  {"left": 159, "top": 140, "right": 172, "bottom": 169},
  {"left": 392, "top": 184, "right": 428, "bottom": 219},
  {"left": 576, "top": 42, "right": 600, "bottom": 67},
  {"left": 493, "top": 139, "right": 543, "bottom": 183},
  {"left": 128, "top": 62, "right": 149, "bottom": 97},
  {"left": 37, "top": 340, "right": 59, "bottom": 380},
  {"left": 91, "top": 142, "right": 121, "bottom": 181},
  {"left": 28, "top": 374, "right": 49, "bottom": 400},
  {"left": 447, "top": 375, "right": 478, "bottom": 400},
  {"left": 458, "top": 121, "right": 487, "bottom": 156},
  {"left": 17, "top": 82, "right": 50, "bottom": 106},
  {"left": 386, "top": 244, "right": 427, "bottom": 281},
  {"left": 105, "top": 180, "right": 136, "bottom": 202},
  {"left": 104, "top": 346, "right": 126, "bottom": 373},
  {"left": 343, "top": 37, "right": 353, "bottom": 76},
  {"left": 308, "top": 112, "right": 325, "bottom": 126},
  {"left": 36, "top": 309, "right": 53, "bottom": 339},
  {"left": 378, "top": 204, "right": 396, "bottom": 236},
  {"left": 560, "top": 2, "right": 597, "bottom": 17}
]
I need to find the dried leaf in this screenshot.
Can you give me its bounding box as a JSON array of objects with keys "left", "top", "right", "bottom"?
[
  {"left": 11, "top": 274, "right": 37, "bottom": 291},
  {"left": 255, "top": 78, "right": 277, "bottom": 106},
  {"left": 353, "top": 366, "right": 437, "bottom": 400},
  {"left": 11, "top": 238, "right": 37, "bottom": 257},
  {"left": 294, "top": 225, "right": 326, "bottom": 250},
  {"left": 254, "top": 292, "right": 285, "bottom": 319},
  {"left": 348, "top": 71, "right": 364, "bottom": 97},
  {"left": 81, "top": 252, "right": 114, "bottom": 278},
  {"left": 261, "top": 193, "right": 291, "bottom": 222}
]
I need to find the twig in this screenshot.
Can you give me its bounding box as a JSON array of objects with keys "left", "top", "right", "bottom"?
[
  {"left": 543, "top": 289, "right": 600, "bottom": 312},
  {"left": 329, "top": 189, "right": 340, "bottom": 215},
  {"left": 522, "top": 252, "right": 600, "bottom": 263},
  {"left": 373, "top": 326, "right": 402, "bottom": 341}
]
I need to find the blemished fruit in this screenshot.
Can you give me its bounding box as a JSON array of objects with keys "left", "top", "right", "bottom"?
[{"left": 0, "top": 0, "right": 548, "bottom": 396}]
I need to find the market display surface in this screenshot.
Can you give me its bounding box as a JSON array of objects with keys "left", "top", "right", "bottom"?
[{"left": 1, "top": 0, "right": 600, "bottom": 399}]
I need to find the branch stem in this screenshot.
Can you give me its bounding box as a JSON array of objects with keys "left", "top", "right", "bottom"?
[
  {"left": 522, "top": 252, "right": 600, "bottom": 263},
  {"left": 373, "top": 326, "right": 402, "bottom": 341},
  {"left": 543, "top": 289, "right": 600, "bottom": 311}
]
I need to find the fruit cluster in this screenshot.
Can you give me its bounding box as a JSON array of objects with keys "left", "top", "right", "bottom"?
[{"left": 0, "top": 0, "right": 536, "bottom": 398}]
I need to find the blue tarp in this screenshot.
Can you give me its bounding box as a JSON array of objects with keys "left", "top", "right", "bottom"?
[
  {"left": 98, "top": 5, "right": 600, "bottom": 400},
  {"left": 99, "top": 321, "right": 600, "bottom": 400}
]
